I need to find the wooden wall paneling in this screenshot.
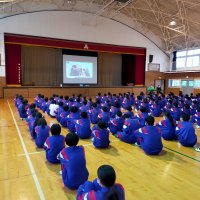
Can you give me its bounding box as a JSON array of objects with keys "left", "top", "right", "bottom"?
[
  {"left": 145, "top": 71, "right": 165, "bottom": 88},
  {"left": 4, "top": 88, "right": 29, "bottom": 98},
  {"left": 193, "top": 89, "right": 200, "bottom": 95},
  {"left": 28, "top": 88, "right": 51, "bottom": 98},
  {"left": 3, "top": 87, "right": 147, "bottom": 98},
  {"left": 132, "top": 87, "right": 147, "bottom": 95}
]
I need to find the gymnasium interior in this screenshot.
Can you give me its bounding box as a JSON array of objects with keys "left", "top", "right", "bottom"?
[{"left": 0, "top": 0, "right": 200, "bottom": 200}]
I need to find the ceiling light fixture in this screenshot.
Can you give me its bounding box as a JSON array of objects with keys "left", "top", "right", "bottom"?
[{"left": 169, "top": 20, "right": 176, "bottom": 26}]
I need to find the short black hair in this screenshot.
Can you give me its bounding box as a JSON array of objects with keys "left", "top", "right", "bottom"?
[
  {"left": 59, "top": 101, "right": 63, "bottom": 107},
  {"left": 81, "top": 111, "right": 88, "bottom": 118},
  {"left": 145, "top": 116, "right": 155, "bottom": 126},
  {"left": 102, "top": 106, "right": 108, "bottom": 112},
  {"left": 51, "top": 124, "right": 61, "bottom": 135},
  {"left": 123, "top": 113, "right": 131, "bottom": 120},
  {"left": 97, "top": 165, "right": 116, "bottom": 187},
  {"left": 63, "top": 105, "right": 69, "bottom": 112},
  {"left": 93, "top": 102, "right": 97, "bottom": 108},
  {"left": 98, "top": 120, "right": 107, "bottom": 129},
  {"left": 65, "top": 133, "right": 79, "bottom": 146},
  {"left": 126, "top": 106, "right": 132, "bottom": 112},
  {"left": 140, "top": 106, "right": 146, "bottom": 113},
  {"left": 116, "top": 111, "right": 122, "bottom": 117},
  {"left": 181, "top": 113, "right": 190, "bottom": 122},
  {"left": 71, "top": 106, "right": 78, "bottom": 113}
]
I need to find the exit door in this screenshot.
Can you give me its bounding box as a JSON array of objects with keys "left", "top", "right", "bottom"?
[{"left": 181, "top": 80, "right": 194, "bottom": 95}]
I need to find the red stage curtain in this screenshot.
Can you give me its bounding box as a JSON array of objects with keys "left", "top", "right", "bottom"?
[
  {"left": 5, "top": 44, "right": 21, "bottom": 85},
  {"left": 134, "top": 55, "right": 145, "bottom": 85}
]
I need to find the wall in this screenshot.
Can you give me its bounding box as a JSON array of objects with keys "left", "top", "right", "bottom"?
[
  {"left": 3, "top": 86, "right": 147, "bottom": 99},
  {"left": 0, "top": 11, "right": 170, "bottom": 97},
  {"left": 145, "top": 71, "right": 200, "bottom": 95},
  {"left": 164, "top": 72, "right": 200, "bottom": 95},
  {"left": 0, "top": 11, "right": 169, "bottom": 73},
  {"left": 145, "top": 71, "right": 165, "bottom": 88}
]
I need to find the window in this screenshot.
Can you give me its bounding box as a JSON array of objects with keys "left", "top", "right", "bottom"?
[
  {"left": 186, "top": 56, "right": 199, "bottom": 67},
  {"left": 177, "top": 51, "right": 186, "bottom": 57},
  {"left": 181, "top": 80, "right": 187, "bottom": 87},
  {"left": 194, "top": 80, "right": 200, "bottom": 88},
  {"left": 188, "top": 80, "right": 194, "bottom": 87},
  {"left": 177, "top": 57, "right": 186, "bottom": 68},
  {"left": 169, "top": 79, "right": 180, "bottom": 87},
  {"left": 176, "top": 48, "right": 200, "bottom": 69}
]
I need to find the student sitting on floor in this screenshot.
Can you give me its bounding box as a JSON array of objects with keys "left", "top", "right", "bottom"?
[
  {"left": 175, "top": 113, "right": 197, "bottom": 147},
  {"left": 75, "top": 112, "right": 92, "bottom": 139},
  {"left": 97, "top": 106, "right": 110, "bottom": 127},
  {"left": 55, "top": 101, "right": 64, "bottom": 123},
  {"left": 92, "top": 120, "right": 110, "bottom": 148},
  {"left": 134, "top": 107, "right": 149, "bottom": 127},
  {"left": 109, "top": 111, "right": 124, "bottom": 135},
  {"left": 110, "top": 101, "right": 121, "bottom": 118},
  {"left": 49, "top": 100, "right": 59, "bottom": 118},
  {"left": 76, "top": 164, "right": 125, "bottom": 200},
  {"left": 35, "top": 118, "right": 50, "bottom": 148},
  {"left": 18, "top": 99, "right": 29, "bottom": 119},
  {"left": 58, "top": 133, "right": 89, "bottom": 189},
  {"left": 150, "top": 100, "right": 162, "bottom": 117},
  {"left": 170, "top": 102, "right": 181, "bottom": 122},
  {"left": 59, "top": 105, "right": 70, "bottom": 127},
  {"left": 66, "top": 106, "right": 80, "bottom": 133},
  {"left": 31, "top": 112, "right": 43, "bottom": 140},
  {"left": 134, "top": 116, "right": 163, "bottom": 155},
  {"left": 156, "top": 111, "right": 176, "bottom": 140},
  {"left": 88, "top": 102, "right": 100, "bottom": 124},
  {"left": 44, "top": 124, "right": 65, "bottom": 163},
  {"left": 117, "top": 114, "right": 141, "bottom": 144},
  {"left": 124, "top": 105, "right": 134, "bottom": 119}
]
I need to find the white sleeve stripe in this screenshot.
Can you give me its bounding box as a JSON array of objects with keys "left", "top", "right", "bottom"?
[{"left": 44, "top": 142, "right": 48, "bottom": 148}]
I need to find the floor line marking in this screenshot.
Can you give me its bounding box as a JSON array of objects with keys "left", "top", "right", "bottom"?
[
  {"left": 18, "top": 151, "right": 45, "bottom": 157},
  {"left": 18, "top": 140, "right": 120, "bottom": 156},
  {"left": 7, "top": 100, "right": 45, "bottom": 200},
  {"left": 163, "top": 146, "right": 200, "bottom": 163}
]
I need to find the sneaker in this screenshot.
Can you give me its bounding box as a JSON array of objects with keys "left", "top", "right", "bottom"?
[
  {"left": 134, "top": 142, "right": 140, "bottom": 147},
  {"left": 195, "top": 147, "right": 200, "bottom": 152}
]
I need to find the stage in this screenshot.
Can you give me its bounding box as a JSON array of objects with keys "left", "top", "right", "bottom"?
[{"left": 3, "top": 86, "right": 146, "bottom": 98}]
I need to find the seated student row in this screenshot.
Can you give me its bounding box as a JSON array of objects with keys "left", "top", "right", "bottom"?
[{"left": 15, "top": 92, "right": 200, "bottom": 198}]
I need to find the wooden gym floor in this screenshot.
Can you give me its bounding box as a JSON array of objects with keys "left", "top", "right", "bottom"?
[{"left": 0, "top": 98, "right": 200, "bottom": 200}]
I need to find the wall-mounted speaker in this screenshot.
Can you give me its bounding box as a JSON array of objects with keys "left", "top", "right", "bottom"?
[{"left": 149, "top": 55, "right": 153, "bottom": 63}]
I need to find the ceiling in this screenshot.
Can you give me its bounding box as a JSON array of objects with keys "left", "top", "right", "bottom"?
[{"left": 1, "top": 0, "right": 200, "bottom": 54}]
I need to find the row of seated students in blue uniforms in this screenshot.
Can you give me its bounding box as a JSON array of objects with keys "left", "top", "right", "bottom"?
[
  {"left": 15, "top": 94, "right": 125, "bottom": 199},
  {"left": 17, "top": 92, "right": 200, "bottom": 150},
  {"left": 15, "top": 91, "right": 200, "bottom": 197},
  {"left": 33, "top": 92, "right": 200, "bottom": 149}
]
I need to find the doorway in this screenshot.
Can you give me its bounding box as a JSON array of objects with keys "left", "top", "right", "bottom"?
[
  {"left": 154, "top": 79, "right": 165, "bottom": 94},
  {"left": 181, "top": 80, "right": 194, "bottom": 95}
]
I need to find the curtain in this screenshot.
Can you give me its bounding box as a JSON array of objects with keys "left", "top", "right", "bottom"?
[
  {"left": 5, "top": 44, "right": 21, "bottom": 84},
  {"left": 172, "top": 51, "right": 177, "bottom": 71},
  {"left": 21, "top": 46, "right": 62, "bottom": 86},
  {"left": 98, "top": 52, "right": 122, "bottom": 86},
  {"left": 121, "top": 54, "right": 135, "bottom": 86},
  {"left": 134, "top": 55, "right": 145, "bottom": 85}
]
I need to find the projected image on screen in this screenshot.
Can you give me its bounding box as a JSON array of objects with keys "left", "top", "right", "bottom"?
[
  {"left": 63, "top": 55, "right": 97, "bottom": 84},
  {"left": 66, "top": 61, "right": 93, "bottom": 78}
]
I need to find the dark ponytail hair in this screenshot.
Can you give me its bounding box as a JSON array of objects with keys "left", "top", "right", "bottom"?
[
  {"left": 164, "top": 111, "right": 175, "bottom": 127},
  {"left": 105, "top": 186, "right": 120, "bottom": 200},
  {"left": 38, "top": 118, "right": 47, "bottom": 128},
  {"left": 97, "top": 165, "right": 120, "bottom": 200}
]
